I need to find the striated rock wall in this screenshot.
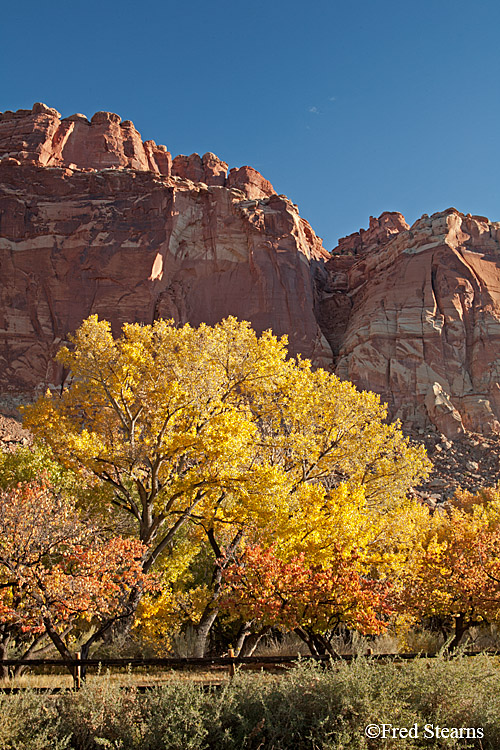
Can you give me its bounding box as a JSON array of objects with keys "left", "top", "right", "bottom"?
[
  {"left": 4, "top": 103, "right": 500, "bottom": 443},
  {"left": 0, "top": 105, "right": 330, "bottom": 395},
  {"left": 320, "top": 209, "right": 500, "bottom": 437}
]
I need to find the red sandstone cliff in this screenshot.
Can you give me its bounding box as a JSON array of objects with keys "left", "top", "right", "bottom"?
[
  {"left": 0, "top": 104, "right": 330, "bottom": 396},
  {"left": 320, "top": 209, "right": 500, "bottom": 437},
  {"left": 3, "top": 103, "right": 500, "bottom": 443}
]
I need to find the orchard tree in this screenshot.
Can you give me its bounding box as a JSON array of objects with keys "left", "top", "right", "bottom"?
[
  {"left": 23, "top": 315, "right": 430, "bottom": 655},
  {"left": 398, "top": 489, "right": 500, "bottom": 649},
  {"left": 164, "top": 469, "right": 430, "bottom": 657},
  {"left": 0, "top": 480, "right": 153, "bottom": 674},
  {"left": 0, "top": 442, "right": 118, "bottom": 529},
  {"left": 219, "top": 543, "right": 391, "bottom": 656},
  {"left": 214, "top": 481, "right": 430, "bottom": 656}
]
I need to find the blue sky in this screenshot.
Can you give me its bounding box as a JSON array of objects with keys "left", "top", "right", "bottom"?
[{"left": 2, "top": 0, "right": 500, "bottom": 249}]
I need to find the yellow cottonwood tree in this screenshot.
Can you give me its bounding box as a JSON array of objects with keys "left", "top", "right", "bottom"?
[
  {"left": 23, "top": 317, "right": 289, "bottom": 573},
  {"left": 23, "top": 315, "right": 430, "bottom": 654}
]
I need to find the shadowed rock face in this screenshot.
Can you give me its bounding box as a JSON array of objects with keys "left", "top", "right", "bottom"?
[
  {"left": 320, "top": 210, "right": 500, "bottom": 437},
  {"left": 3, "top": 104, "right": 500, "bottom": 441},
  {"left": 0, "top": 105, "right": 330, "bottom": 395}
]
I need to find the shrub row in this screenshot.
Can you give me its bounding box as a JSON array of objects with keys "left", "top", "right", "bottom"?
[{"left": 1, "top": 655, "right": 498, "bottom": 749}]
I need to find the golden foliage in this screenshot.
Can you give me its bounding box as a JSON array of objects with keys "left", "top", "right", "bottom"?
[{"left": 22, "top": 315, "right": 431, "bottom": 646}]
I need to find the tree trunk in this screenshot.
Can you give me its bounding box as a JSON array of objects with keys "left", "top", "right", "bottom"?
[
  {"left": 192, "top": 608, "right": 219, "bottom": 658},
  {"left": 295, "top": 627, "right": 320, "bottom": 656},
  {"left": 448, "top": 613, "right": 469, "bottom": 651},
  {"left": 239, "top": 626, "right": 271, "bottom": 657},
  {"left": 294, "top": 627, "right": 335, "bottom": 656},
  {"left": 0, "top": 634, "right": 10, "bottom": 680},
  {"left": 311, "top": 632, "right": 330, "bottom": 656},
  {"left": 191, "top": 525, "right": 245, "bottom": 658},
  {"left": 108, "top": 586, "right": 143, "bottom": 641},
  {"left": 13, "top": 633, "right": 53, "bottom": 678},
  {"left": 233, "top": 622, "right": 253, "bottom": 656},
  {"left": 43, "top": 618, "right": 78, "bottom": 681}
]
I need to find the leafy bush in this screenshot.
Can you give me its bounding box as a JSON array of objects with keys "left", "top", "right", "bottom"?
[
  {"left": 0, "top": 689, "right": 70, "bottom": 749},
  {"left": 2, "top": 655, "right": 500, "bottom": 749}
]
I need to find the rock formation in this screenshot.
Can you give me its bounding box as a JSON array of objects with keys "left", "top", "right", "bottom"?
[
  {"left": 4, "top": 102, "right": 500, "bottom": 500},
  {"left": 0, "top": 104, "right": 330, "bottom": 397},
  {"left": 0, "top": 103, "right": 172, "bottom": 175},
  {"left": 3, "top": 102, "right": 500, "bottom": 455},
  {"left": 321, "top": 209, "right": 500, "bottom": 438}
]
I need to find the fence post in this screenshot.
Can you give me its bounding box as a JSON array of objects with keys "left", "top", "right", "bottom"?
[
  {"left": 73, "top": 651, "right": 82, "bottom": 691},
  {"left": 228, "top": 647, "right": 235, "bottom": 678}
]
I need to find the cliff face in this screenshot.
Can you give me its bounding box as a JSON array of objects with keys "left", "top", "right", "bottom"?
[
  {"left": 0, "top": 102, "right": 280, "bottom": 197},
  {"left": 0, "top": 103, "right": 172, "bottom": 175},
  {"left": 3, "top": 103, "right": 500, "bottom": 444},
  {"left": 0, "top": 105, "right": 330, "bottom": 395},
  {"left": 320, "top": 210, "right": 500, "bottom": 437}
]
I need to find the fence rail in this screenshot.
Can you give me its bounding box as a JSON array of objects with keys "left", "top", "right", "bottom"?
[
  {"left": 2, "top": 649, "right": 499, "bottom": 669},
  {"left": 1, "top": 650, "right": 499, "bottom": 691}
]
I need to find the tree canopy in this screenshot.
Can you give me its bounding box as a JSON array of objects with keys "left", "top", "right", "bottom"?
[
  {"left": 0, "top": 479, "right": 154, "bottom": 667},
  {"left": 397, "top": 487, "right": 500, "bottom": 649},
  {"left": 22, "top": 315, "right": 431, "bottom": 655}
]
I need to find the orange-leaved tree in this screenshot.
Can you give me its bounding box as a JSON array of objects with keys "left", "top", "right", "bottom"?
[
  {"left": 0, "top": 480, "right": 154, "bottom": 671},
  {"left": 219, "top": 542, "right": 391, "bottom": 656},
  {"left": 397, "top": 488, "right": 500, "bottom": 649}
]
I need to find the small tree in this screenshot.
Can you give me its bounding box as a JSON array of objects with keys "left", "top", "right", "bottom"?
[
  {"left": 398, "top": 490, "right": 500, "bottom": 650},
  {"left": 219, "top": 542, "right": 391, "bottom": 656},
  {"left": 0, "top": 480, "right": 153, "bottom": 673}
]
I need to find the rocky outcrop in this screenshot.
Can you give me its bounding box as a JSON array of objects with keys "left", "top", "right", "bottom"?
[
  {"left": 4, "top": 103, "right": 500, "bottom": 448},
  {"left": 335, "top": 211, "right": 410, "bottom": 256},
  {"left": 321, "top": 209, "right": 500, "bottom": 438},
  {"left": 226, "top": 166, "right": 275, "bottom": 200},
  {"left": 0, "top": 104, "right": 275, "bottom": 201},
  {"left": 0, "top": 104, "right": 330, "bottom": 395},
  {"left": 0, "top": 103, "right": 172, "bottom": 175},
  {"left": 172, "top": 152, "right": 228, "bottom": 186}
]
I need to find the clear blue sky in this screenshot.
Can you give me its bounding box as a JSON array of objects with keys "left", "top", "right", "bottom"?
[{"left": 2, "top": 0, "right": 500, "bottom": 250}]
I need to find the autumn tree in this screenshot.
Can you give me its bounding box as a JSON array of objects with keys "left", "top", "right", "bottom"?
[
  {"left": 134, "top": 329, "right": 429, "bottom": 657},
  {"left": 23, "top": 315, "right": 430, "bottom": 655},
  {"left": 0, "top": 442, "right": 117, "bottom": 527},
  {"left": 397, "top": 488, "right": 500, "bottom": 649},
  {"left": 213, "top": 480, "right": 432, "bottom": 656},
  {"left": 219, "top": 543, "right": 391, "bottom": 656},
  {"left": 0, "top": 480, "right": 153, "bottom": 675}
]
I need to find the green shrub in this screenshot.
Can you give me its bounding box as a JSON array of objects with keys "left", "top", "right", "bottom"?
[
  {"left": 3, "top": 655, "right": 500, "bottom": 749},
  {"left": 58, "top": 674, "right": 146, "bottom": 750},
  {"left": 0, "top": 690, "right": 70, "bottom": 750}
]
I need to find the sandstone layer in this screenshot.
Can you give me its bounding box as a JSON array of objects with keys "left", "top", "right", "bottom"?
[
  {"left": 0, "top": 105, "right": 330, "bottom": 395},
  {"left": 3, "top": 103, "right": 500, "bottom": 447},
  {"left": 320, "top": 209, "right": 500, "bottom": 437}
]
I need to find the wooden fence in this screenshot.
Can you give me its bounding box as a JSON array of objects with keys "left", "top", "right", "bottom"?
[{"left": 1, "top": 650, "right": 498, "bottom": 692}]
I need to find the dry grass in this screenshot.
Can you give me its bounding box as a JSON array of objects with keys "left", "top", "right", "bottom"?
[{"left": 0, "top": 668, "right": 232, "bottom": 689}]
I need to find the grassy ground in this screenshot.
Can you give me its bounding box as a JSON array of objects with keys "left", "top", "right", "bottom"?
[{"left": 0, "top": 668, "right": 231, "bottom": 689}]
